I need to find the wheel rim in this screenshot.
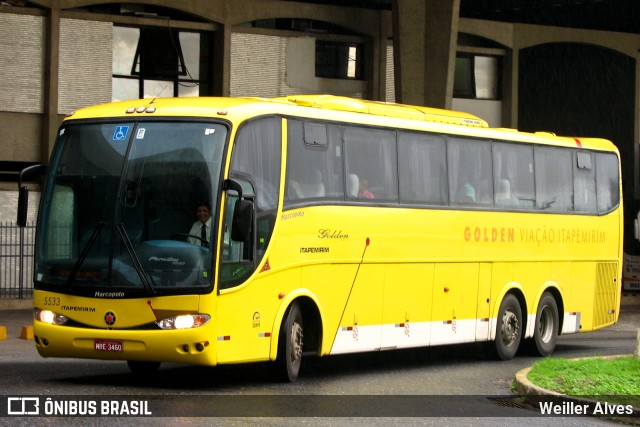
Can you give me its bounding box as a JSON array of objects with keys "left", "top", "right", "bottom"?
[
  {"left": 501, "top": 309, "right": 519, "bottom": 347},
  {"left": 538, "top": 304, "right": 554, "bottom": 343},
  {"left": 290, "top": 321, "right": 303, "bottom": 364}
]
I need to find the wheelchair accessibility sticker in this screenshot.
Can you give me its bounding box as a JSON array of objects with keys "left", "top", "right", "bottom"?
[{"left": 113, "top": 126, "right": 130, "bottom": 141}]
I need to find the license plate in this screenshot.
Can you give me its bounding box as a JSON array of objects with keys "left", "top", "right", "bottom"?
[{"left": 94, "top": 339, "right": 123, "bottom": 352}]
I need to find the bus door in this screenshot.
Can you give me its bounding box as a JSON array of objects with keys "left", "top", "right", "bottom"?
[{"left": 475, "top": 263, "right": 492, "bottom": 341}]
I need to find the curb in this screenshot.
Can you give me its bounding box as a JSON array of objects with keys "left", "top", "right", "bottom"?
[
  {"left": 0, "top": 299, "right": 33, "bottom": 310},
  {"left": 514, "top": 360, "right": 640, "bottom": 424}
]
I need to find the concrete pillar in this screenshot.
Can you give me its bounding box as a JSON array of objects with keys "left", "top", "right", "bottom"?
[
  {"left": 42, "top": 2, "right": 61, "bottom": 162},
  {"left": 212, "top": 23, "right": 232, "bottom": 96},
  {"left": 392, "top": 0, "right": 460, "bottom": 108},
  {"left": 503, "top": 48, "right": 518, "bottom": 128}
]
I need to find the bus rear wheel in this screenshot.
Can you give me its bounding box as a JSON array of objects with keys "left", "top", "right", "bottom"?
[
  {"left": 276, "top": 302, "right": 304, "bottom": 382},
  {"left": 531, "top": 292, "right": 559, "bottom": 356},
  {"left": 494, "top": 294, "right": 522, "bottom": 360}
]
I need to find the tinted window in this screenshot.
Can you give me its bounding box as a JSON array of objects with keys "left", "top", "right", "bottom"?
[
  {"left": 448, "top": 137, "right": 492, "bottom": 205},
  {"left": 285, "top": 120, "right": 344, "bottom": 203},
  {"left": 344, "top": 126, "right": 398, "bottom": 201},
  {"left": 535, "top": 146, "right": 573, "bottom": 211},
  {"left": 574, "top": 151, "right": 597, "bottom": 213},
  {"left": 398, "top": 132, "right": 447, "bottom": 205},
  {"left": 228, "top": 117, "right": 281, "bottom": 277},
  {"left": 231, "top": 117, "right": 281, "bottom": 211},
  {"left": 595, "top": 152, "right": 620, "bottom": 213},
  {"left": 493, "top": 142, "right": 535, "bottom": 209}
]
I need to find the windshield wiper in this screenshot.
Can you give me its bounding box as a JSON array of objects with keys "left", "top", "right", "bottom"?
[
  {"left": 116, "top": 223, "right": 157, "bottom": 295},
  {"left": 66, "top": 221, "right": 105, "bottom": 288}
]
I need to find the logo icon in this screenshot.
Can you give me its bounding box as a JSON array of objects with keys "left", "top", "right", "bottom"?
[
  {"left": 113, "top": 126, "right": 129, "bottom": 141},
  {"left": 104, "top": 312, "right": 116, "bottom": 326},
  {"left": 7, "top": 397, "right": 39, "bottom": 415}
]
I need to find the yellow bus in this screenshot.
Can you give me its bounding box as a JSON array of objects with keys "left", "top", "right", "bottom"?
[{"left": 19, "top": 95, "right": 622, "bottom": 381}]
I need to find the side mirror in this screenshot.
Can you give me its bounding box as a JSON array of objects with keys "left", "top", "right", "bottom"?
[
  {"left": 17, "top": 186, "right": 29, "bottom": 227},
  {"left": 231, "top": 199, "right": 253, "bottom": 242},
  {"left": 16, "top": 164, "right": 46, "bottom": 227},
  {"left": 224, "top": 177, "right": 255, "bottom": 243}
]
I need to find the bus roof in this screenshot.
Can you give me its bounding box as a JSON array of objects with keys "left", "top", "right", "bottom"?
[
  {"left": 67, "top": 95, "right": 487, "bottom": 127},
  {"left": 274, "top": 95, "right": 488, "bottom": 128},
  {"left": 65, "top": 95, "right": 617, "bottom": 152}
]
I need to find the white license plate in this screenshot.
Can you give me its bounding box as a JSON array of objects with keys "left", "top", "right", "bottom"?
[{"left": 94, "top": 339, "right": 123, "bottom": 352}]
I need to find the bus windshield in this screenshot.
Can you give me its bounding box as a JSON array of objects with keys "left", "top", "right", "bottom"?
[{"left": 35, "top": 120, "right": 227, "bottom": 295}]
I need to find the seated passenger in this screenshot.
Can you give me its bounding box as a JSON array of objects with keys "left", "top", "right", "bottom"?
[
  {"left": 358, "top": 178, "right": 374, "bottom": 199},
  {"left": 456, "top": 182, "right": 476, "bottom": 203}
]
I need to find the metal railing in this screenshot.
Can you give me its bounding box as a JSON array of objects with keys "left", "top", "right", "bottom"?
[{"left": 0, "top": 221, "right": 35, "bottom": 299}]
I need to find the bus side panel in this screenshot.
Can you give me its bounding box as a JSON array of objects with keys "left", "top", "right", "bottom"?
[
  {"left": 563, "top": 262, "right": 596, "bottom": 333},
  {"left": 299, "top": 263, "right": 362, "bottom": 356},
  {"left": 330, "top": 264, "right": 384, "bottom": 354},
  {"left": 430, "top": 263, "right": 479, "bottom": 345},
  {"left": 216, "top": 268, "right": 301, "bottom": 364},
  {"left": 380, "top": 263, "right": 433, "bottom": 349}
]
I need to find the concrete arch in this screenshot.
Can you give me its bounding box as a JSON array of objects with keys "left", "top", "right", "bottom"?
[
  {"left": 460, "top": 18, "right": 638, "bottom": 58},
  {"left": 459, "top": 18, "right": 514, "bottom": 49},
  {"left": 224, "top": 0, "right": 381, "bottom": 38},
  {"left": 56, "top": 0, "right": 224, "bottom": 23},
  {"left": 513, "top": 23, "right": 639, "bottom": 59}
]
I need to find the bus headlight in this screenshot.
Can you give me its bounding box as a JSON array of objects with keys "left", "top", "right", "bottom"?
[
  {"left": 156, "top": 314, "right": 210, "bottom": 330},
  {"left": 35, "top": 308, "right": 69, "bottom": 325}
]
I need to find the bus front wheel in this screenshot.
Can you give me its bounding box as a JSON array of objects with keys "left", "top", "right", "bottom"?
[
  {"left": 127, "top": 360, "right": 161, "bottom": 375},
  {"left": 531, "top": 292, "right": 559, "bottom": 356},
  {"left": 275, "top": 302, "right": 304, "bottom": 382},
  {"left": 494, "top": 294, "right": 522, "bottom": 360}
]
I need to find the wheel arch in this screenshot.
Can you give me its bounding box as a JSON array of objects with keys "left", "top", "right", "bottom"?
[{"left": 269, "top": 291, "right": 324, "bottom": 361}]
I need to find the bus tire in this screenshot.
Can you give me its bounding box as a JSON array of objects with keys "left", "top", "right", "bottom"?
[
  {"left": 494, "top": 294, "right": 522, "bottom": 360},
  {"left": 531, "top": 292, "right": 559, "bottom": 356},
  {"left": 276, "top": 302, "right": 304, "bottom": 382},
  {"left": 127, "top": 360, "right": 161, "bottom": 375}
]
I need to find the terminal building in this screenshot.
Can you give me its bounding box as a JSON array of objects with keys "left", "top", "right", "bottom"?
[{"left": 0, "top": 0, "right": 638, "bottom": 240}]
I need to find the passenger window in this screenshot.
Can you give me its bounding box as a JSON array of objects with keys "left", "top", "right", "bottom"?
[
  {"left": 344, "top": 126, "right": 398, "bottom": 201},
  {"left": 535, "top": 147, "right": 573, "bottom": 211},
  {"left": 595, "top": 153, "right": 620, "bottom": 213},
  {"left": 448, "top": 137, "right": 492, "bottom": 206},
  {"left": 574, "top": 151, "right": 597, "bottom": 213},
  {"left": 398, "top": 132, "right": 447, "bottom": 205},
  {"left": 492, "top": 142, "right": 534, "bottom": 209},
  {"left": 285, "top": 120, "right": 344, "bottom": 203}
]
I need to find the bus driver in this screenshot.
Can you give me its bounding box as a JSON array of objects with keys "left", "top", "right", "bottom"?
[{"left": 189, "top": 203, "right": 212, "bottom": 247}]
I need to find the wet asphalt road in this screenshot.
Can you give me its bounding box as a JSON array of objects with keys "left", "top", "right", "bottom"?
[{"left": 0, "top": 304, "right": 638, "bottom": 426}]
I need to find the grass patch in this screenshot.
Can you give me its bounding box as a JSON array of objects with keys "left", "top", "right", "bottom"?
[{"left": 527, "top": 356, "right": 640, "bottom": 407}]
